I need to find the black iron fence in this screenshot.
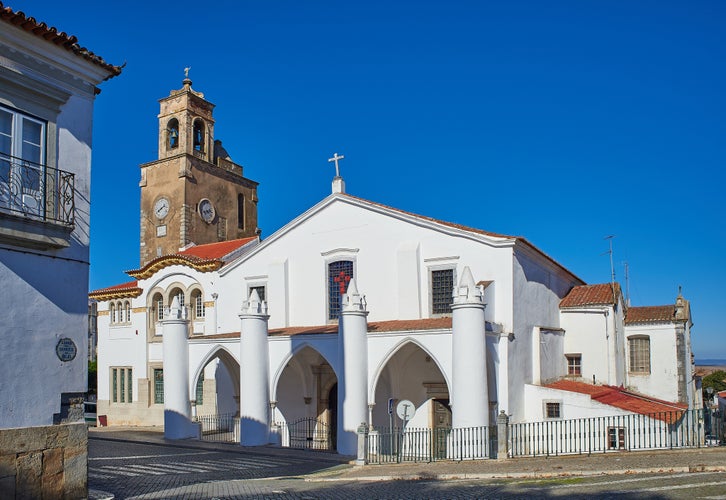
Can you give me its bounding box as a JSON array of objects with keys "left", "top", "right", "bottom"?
[
  {"left": 0, "top": 154, "right": 75, "bottom": 225},
  {"left": 193, "top": 413, "right": 239, "bottom": 443},
  {"left": 510, "top": 408, "right": 712, "bottom": 457},
  {"left": 275, "top": 418, "right": 334, "bottom": 450},
  {"left": 366, "top": 425, "right": 493, "bottom": 464}
]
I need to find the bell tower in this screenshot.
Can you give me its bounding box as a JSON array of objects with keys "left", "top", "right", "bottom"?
[{"left": 139, "top": 75, "right": 259, "bottom": 265}]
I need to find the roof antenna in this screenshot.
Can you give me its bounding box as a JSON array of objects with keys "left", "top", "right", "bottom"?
[
  {"left": 603, "top": 235, "right": 616, "bottom": 284},
  {"left": 623, "top": 261, "right": 631, "bottom": 307}
]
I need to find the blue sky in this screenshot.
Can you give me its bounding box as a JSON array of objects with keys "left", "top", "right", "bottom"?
[{"left": 12, "top": 1, "right": 725, "bottom": 359}]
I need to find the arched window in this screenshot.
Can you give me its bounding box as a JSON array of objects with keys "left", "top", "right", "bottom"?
[
  {"left": 109, "top": 303, "right": 116, "bottom": 324},
  {"left": 167, "top": 118, "right": 179, "bottom": 149},
  {"left": 152, "top": 293, "right": 164, "bottom": 322},
  {"left": 193, "top": 119, "right": 205, "bottom": 152},
  {"left": 237, "top": 193, "right": 245, "bottom": 230},
  {"left": 191, "top": 289, "right": 205, "bottom": 319},
  {"left": 124, "top": 301, "right": 131, "bottom": 323},
  {"left": 328, "top": 260, "right": 354, "bottom": 320}
]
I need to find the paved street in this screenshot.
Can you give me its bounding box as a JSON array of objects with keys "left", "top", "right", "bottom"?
[{"left": 89, "top": 430, "right": 726, "bottom": 499}]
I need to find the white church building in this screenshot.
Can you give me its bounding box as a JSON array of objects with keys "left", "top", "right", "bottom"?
[{"left": 92, "top": 79, "right": 699, "bottom": 456}]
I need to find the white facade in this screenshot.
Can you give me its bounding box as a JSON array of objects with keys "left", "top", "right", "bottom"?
[{"left": 0, "top": 15, "right": 120, "bottom": 428}]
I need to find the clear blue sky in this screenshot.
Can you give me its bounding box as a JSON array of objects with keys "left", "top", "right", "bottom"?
[{"left": 12, "top": 1, "right": 725, "bottom": 359}]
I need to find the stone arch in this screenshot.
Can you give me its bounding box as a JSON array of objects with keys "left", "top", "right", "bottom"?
[
  {"left": 190, "top": 345, "right": 240, "bottom": 416},
  {"left": 146, "top": 286, "right": 165, "bottom": 339},
  {"left": 369, "top": 337, "right": 451, "bottom": 402},
  {"left": 369, "top": 338, "right": 452, "bottom": 429},
  {"left": 271, "top": 342, "right": 337, "bottom": 401}
]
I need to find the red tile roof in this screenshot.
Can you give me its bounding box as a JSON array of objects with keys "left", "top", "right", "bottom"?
[
  {"left": 560, "top": 283, "right": 622, "bottom": 308},
  {"left": 0, "top": 2, "right": 122, "bottom": 78},
  {"left": 88, "top": 281, "right": 142, "bottom": 300},
  {"left": 126, "top": 237, "right": 257, "bottom": 279},
  {"left": 179, "top": 237, "right": 258, "bottom": 260},
  {"left": 625, "top": 305, "right": 675, "bottom": 325},
  {"left": 546, "top": 380, "right": 687, "bottom": 422}
]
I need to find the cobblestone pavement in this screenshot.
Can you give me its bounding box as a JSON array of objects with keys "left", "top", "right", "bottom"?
[{"left": 89, "top": 428, "right": 726, "bottom": 499}]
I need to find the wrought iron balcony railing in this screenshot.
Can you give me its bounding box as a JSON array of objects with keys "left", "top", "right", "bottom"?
[{"left": 0, "top": 153, "right": 75, "bottom": 226}]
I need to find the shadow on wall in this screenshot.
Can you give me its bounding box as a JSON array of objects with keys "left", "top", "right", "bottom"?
[{"left": 164, "top": 410, "right": 200, "bottom": 440}]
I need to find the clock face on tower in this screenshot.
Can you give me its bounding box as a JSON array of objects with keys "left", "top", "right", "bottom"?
[
  {"left": 154, "top": 197, "right": 170, "bottom": 220},
  {"left": 198, "top": 198, "right": 216, "bottom": 223}
]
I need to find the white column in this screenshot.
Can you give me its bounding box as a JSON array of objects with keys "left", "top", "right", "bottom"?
[
  {"left": 239, "top": 289, "right": 271, "bottom": 446},
  {"left": 451, "top": 266, "right": 489, "bottom": 429},
  {"left": 162, "top": 296, "right": 197, "bottom": 439},
  {"left": 337, "top": 278, "right": 369, "bottom": 456}
]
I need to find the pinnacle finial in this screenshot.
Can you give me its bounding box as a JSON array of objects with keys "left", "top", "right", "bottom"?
[
  {"left": 453, "top": 266, "right": 485, "bottom": 305},
  {"left": 342, "top": 277, "right": 367, "bottom": 312}
]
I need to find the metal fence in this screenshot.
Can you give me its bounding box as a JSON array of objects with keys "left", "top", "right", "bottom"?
[
  {"left": 0, "top": 154, "right": 75, "bottom": 225},
  {"left": 366, "top": 426, "right": 493, "bottom": 464},
  {"left": 274, "top": 418, "right": 334, "bottom": 450},
  {"left": 510, "top": 408, "right": 708, "bottom": 457},
  {"left": 194, "top": 413, "right": 239, "bottom": 443}
]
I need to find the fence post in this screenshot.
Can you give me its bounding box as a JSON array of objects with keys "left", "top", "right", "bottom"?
[
  {"left": 497, "top": 410, "right": 509, "bottom": 460},
  {"left": 356, "top": 422, "right": 368, "bottom": 465}
]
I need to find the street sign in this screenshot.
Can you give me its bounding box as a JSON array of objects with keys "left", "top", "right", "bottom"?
[
  {"left": 388, "top": 398, "right": 394, "bottom": 415},
  {"left": 396, "top": 399, "right": 416, "bottom": 422}
]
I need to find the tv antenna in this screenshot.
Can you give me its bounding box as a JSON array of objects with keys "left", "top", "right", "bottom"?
[{"left": 603, "top": 235, "right": 616, "bottom": 285}]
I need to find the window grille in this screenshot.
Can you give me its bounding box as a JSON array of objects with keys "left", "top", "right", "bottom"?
[
  {"left": 154, "top": 369, "right": 164, "bottom": 404},
  {"left": 608, "top": 427, "right": 626, "bottom": 449},
  {"left": 629, "top": 336, "right": 651, "bottom": 374},
  {"left": 431, "top": 269, "right": 454, "bottom": 315},
  {"left": 111, "top": 367, "right": 132, "bottom": 404},
  {"left": 328, "top": 260, "right": 353, "bottom": 320},
  {"left": 250, "top": 285, "right": 266, "bottom": 303},
  {"left": 545, "top": 402, "right": 561, "bottom": 419},
  {"left": 566, "top": 354, "right": 582, "bottom": 376}
]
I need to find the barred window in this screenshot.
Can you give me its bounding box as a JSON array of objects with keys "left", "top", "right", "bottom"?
[
  {"left": 431, "top": 268, "right": 454, "bottom": 315},
  {"left": 566, "top": 354, "right": 581, "bottom": 376},
  {"left": 629, "top": 336, "right": 651, "bottom": 374},
  {"left": 328, "top": 260, "right": 353, "bottom": 320},
  {"left": 111, "top": 367, "right": 132, "bottom": 404},
  {"left": 249, "top": 285, "right": 266, "bottom": 303},
  {"left": 154, "top": 368, "right": 164, "bottom": 404},
  {"left": 544, "top": 401, "right": 562, "bottom": 419}
]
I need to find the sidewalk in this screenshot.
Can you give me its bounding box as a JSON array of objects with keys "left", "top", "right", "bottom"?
[{"left": 89, "top": 427, "right": 726, "bottom": 482}]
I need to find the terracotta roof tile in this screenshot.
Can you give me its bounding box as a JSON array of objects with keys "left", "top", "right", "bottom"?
[
  {"left": 179, "top": 237, "right": 257, "bottom": 260},
  {"left": 625, "top": 305, "right": 675, "bottom": 325},
  {"left": 560, "top": 283, "right": 622, "bottom": 308},
  {"left": 88, "top": 280, "right": 142, "bottom": 300},
  {"left": 200, "top": 318, "right": 453, "bottom": 340},
  {"left": 546, "top": 380, "right": 687, "bottom": 422},
  {"left": 0, "top": 2, "right": 122, "bottom": 78}
]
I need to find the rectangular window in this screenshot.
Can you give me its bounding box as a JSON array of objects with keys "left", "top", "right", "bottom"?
[
  {"left": 544, "top": 401, "right": 562, "bottom": 419},
  {"left": 629, "top": 336, "right": 651, "bottom": 374},
  {"left": 328, "top": 260, "right": 354, "bottom": 320},
  {"left": 249, "top": 285, "right": 266, "bottom": 303},
  {"left": 157, "top": 298, "right": 164, "bottom": 321},
  {"left": 0, "top": 105, "right": 46, "bottom": 217},
  {"left": 154, "top": 368, "right": 164, "bottom": 404},
  {"left": 431, "top": 268, "right": 454, "bottom": 315},
  {"left": 111, "top": 367, "right": 132, "bottom": 404},
  {"left": 194, "top": 293, "right": 205, "bottom": 319},
  {"left": 608, "top": 427, "right": 626, "bottom": 449},
  {"left": 566, "top": 354, "right": 582, "bottom": 376}
]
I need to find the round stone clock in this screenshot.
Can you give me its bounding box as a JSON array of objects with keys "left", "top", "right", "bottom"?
[
  {"left": 198, "top": 198, "right": 216, "bottom": 223},
  {"left": 154, "top": 197, "right": 170, "bottom": 220}
]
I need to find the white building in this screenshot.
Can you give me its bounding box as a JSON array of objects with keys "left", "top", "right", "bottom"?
[
  {"left": 0, "top": 4, "right": 120, "bottom": 496},
  {"left": 91, "top": 81, "right": 697, "bottom": 456}
]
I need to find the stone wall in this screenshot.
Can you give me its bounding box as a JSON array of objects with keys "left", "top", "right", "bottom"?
[{"left": 0, "top": 422, "right": 87, "bottom": 499}]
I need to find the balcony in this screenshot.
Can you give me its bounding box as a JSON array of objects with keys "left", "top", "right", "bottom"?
[{"left": 0, "top": 153, "right": 76, "bottom": 249}]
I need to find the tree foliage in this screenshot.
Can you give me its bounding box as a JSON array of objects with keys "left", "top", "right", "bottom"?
[{"left": 702, "top": 370, "right": 726, "bottom": 396}]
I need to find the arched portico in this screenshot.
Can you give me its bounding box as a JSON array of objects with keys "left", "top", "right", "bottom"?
[
  {"left": 190, "top": 345, "right": 240, "bottom": 417},
  {"left": 370, "top": 339, "right": 451, "bottom": 430}
]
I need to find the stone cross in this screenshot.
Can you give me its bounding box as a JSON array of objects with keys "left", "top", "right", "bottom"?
[{"left": 328, "top": 153, "right": 344, "bottom": 177}]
